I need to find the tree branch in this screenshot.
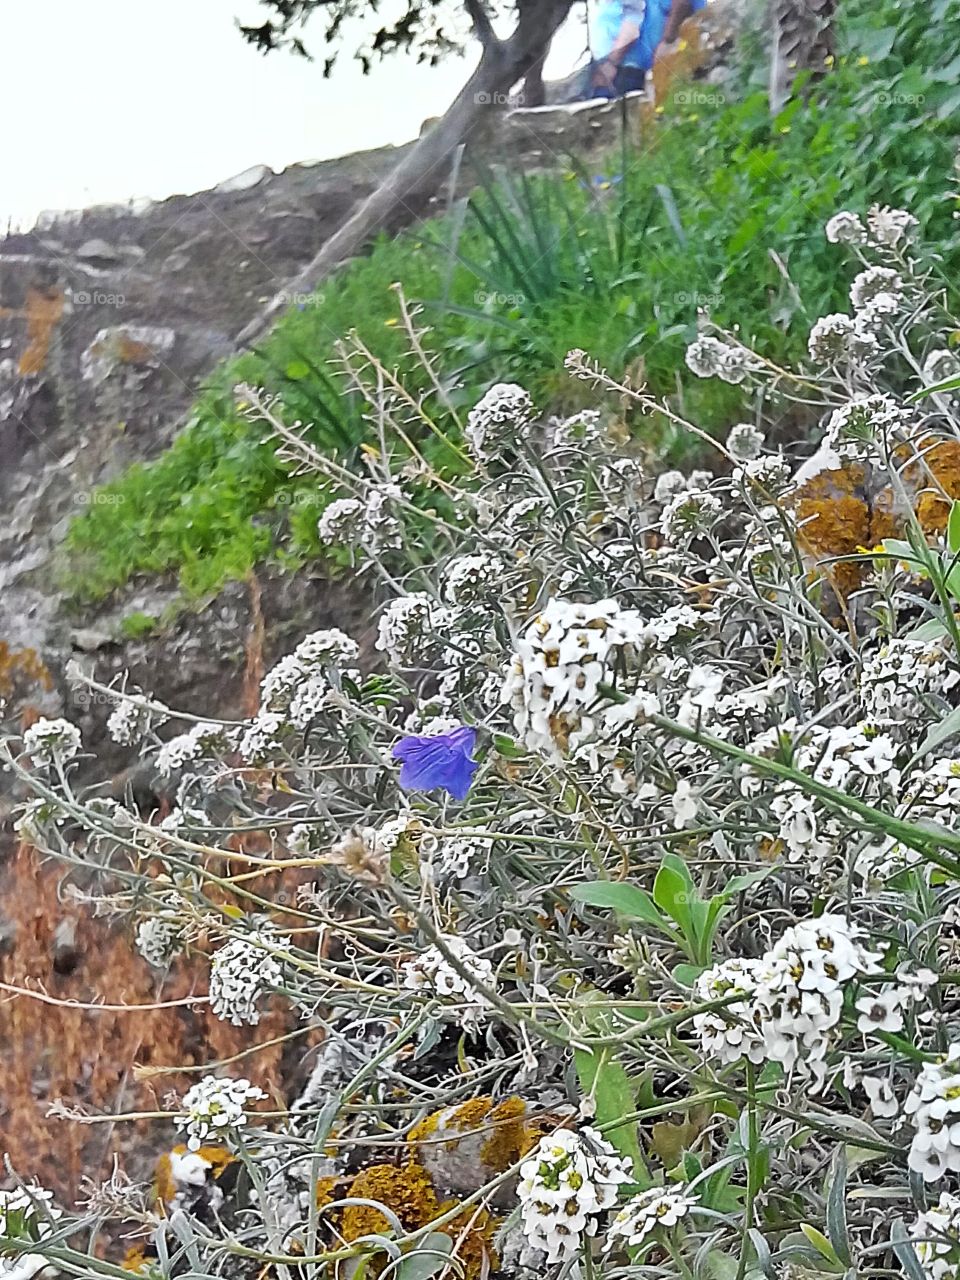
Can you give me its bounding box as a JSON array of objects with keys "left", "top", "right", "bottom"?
[{"left": 463, "top": 0, "right": 499, "bottom": 50}]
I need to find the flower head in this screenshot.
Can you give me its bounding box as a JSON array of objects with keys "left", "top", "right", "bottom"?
[
  {"left": 392, "top": 724, "right": 479, "bottom": 801},
  {"left": 177, "top": 1074, "right": 266, "bottom": 1151}
]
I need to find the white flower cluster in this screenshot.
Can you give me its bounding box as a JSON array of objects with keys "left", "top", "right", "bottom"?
[
  {"left": 825, "top": 210, "right": 867, "bottom": 245},
  {"left": 660, "top": 489, "right": 723, "bottom": 542},
  {"left": 22, "top": 717, "right": 81, "bottom": 767},
  {"left": 177, "top": 1074, "right": 266, "bottom": 1151},
  {"left": 867, "top": 203, "right": 919, "bottom": 248},
  {"left": 911, "top": 1191, "right": 960, "bottom": 1280},
  {"left": 209, "top": 932, "right": 283, "bottom": 1027},
  {"left": 0, "top": 1181, "right": 61, "bottom": 1280},
  {"left": 822, "top": 393, "right": 910, "bottom": 462},
  {"left": 605, "top": 1187, "right": 697, "bottom": 1252},
  {"left": 317, "top": 484, "right": 403, "bottom": 555},
  {"left": 136, "top": 912, "right": 185, "bottom": 969},
  {"left": 107, "top": 691, "right": 168, "bottom": 747},
  {"left": 443, "top": 551, "right": 503, "bottom": 605},
  {"left": 685, "top": 335, "right": 757, "bottom": 384},
  {"left": 517, "top": 1127, "right": 632, "bottom": 1263},
  {"left": 258, "top": 628, "right": 360, "bottom": 730},
  {"left": 860, "top": 637, "right": 960, "bottom": 723},
  {"left": 695, "top": 916, "right": 887, "bottom": 1087},
  {"left": 501, "top": 597, "right": 645, "bottom": 757},
  {"left": 907, "top": 1046, "right": 960, "bottom": 1181},
  {"left": 156, "top": 721, "right": 235, "bottom": 778},
  {"left": 807, "top": 312, "right": 878, "bottom": 364},
  {"left": 464, "top": 382, "right": 534, "bottom": 462},
  {"left": 725, "top": 422, "right": 765, "bottom": 462},
  {"left": 825, "top": 205, "right": 917, "bottom": 250},
  {"left": 376, "top": 593, "right": 453, "bottom": 667},
  {"left": 401, "top": 934, "right": 496, "bottom": 1029}
]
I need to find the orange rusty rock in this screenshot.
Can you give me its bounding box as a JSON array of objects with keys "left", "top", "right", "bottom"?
[
  {"left": 0, "top": 642, "right": 54, "bottom": 697},
  {"left": 16, "top": 286, "right": 65, "bottom": 376}
]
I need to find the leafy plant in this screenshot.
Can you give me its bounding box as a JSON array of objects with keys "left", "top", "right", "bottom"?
[{"left": 569, "top": 856, "right": 771, "bottom": 969}]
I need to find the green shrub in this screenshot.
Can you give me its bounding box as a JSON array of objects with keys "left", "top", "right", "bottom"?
[{"left": 65, "top": 0, "right": 960, "bottom": 601}]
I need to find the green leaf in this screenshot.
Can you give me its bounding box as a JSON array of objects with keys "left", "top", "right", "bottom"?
[
  {"left": 653, "top": 856, "right": 695, "bottom": 938},
  {"left": 718, "top": 867, "right": 776, "bottom": 899},
  {"left": 493, "top": 733, "right": 526, "bottom": 759},
  {"left": 574, "top": 1041, "right": 647, "bottom": 1183},
  {"left": 889, "top": 1219, "right": 927, "bottom": 1280},
  {"left": 284, "top": 360, "right": 311, "bottom": 380},
  {"left": 702, "top": 1251, "right": 741, "bottom": 1280},
  {"left": 672, "top": 963, "right": 705, "bottom": 988},
  {"left": 857, "top": 25, "right": 897, "bottom": 60},
  {"left": 905, "top": 618, "right": 949, "bottom": 642},
  {"left": 906, "top": 704, "right": 960, "bottom": 770},
  {"left": 799, "top": 1224, "right": 843, "bottom": 1271},
  {"left": 909, "top": 372, "right": 960, "bottom": 401},
  {"left": 948, "top": 501, "right": 960, "bottom": 555},
  {"left": 825, "top": 1147, "right": 852, "bottom": 1267},
  {"left": 395, "top": 1234, "right": 454, "bottom": 1280},
  {"left": 568, "top": 881, "right": 665, "bottom": 926}
]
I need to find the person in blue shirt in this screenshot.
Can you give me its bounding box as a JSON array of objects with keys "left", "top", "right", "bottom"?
[{"left": 587, "top": 0, "right": 706, "bottom": 98}]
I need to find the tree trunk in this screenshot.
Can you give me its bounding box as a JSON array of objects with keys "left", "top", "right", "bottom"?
[
  {"left": 769, "top": 0, "right": 837, "bottom": 113},
  {"left": 236, "top": 0, "right": 572, "bottom": 348}
]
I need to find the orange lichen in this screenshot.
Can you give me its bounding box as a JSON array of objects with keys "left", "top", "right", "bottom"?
[
  {"left": 0, "top": 642, "right": 53, "bottom": 697},
  {"left": 154, "top": 1144, "right": 235, "bottom": 1209},
  {"left": 446, "top": 1097, "right": 495, "bottom": 1147},
  {"left": 407, "top": 1109, "right": 441, "bottom": 1145},
  {"left": 315, "top": 1174, "right": 340, "bottom": 1212},
  {"left": 340, "top": 1162, "right": 442, "bottom": 1243},
  {"left": 121, "top": 1246, "right": 151, "bottom": 1275},
  {"left": 0, "top": 286, "right": 66, "bottom": 376},
  {"left": 479, "top": 1097, "right": 529, "bottom": 1171},
  {"left": 792, "top": 465, "right": 869, "bottom": 599},
  {"left": 437, "top": 1202, "right": 500, "bottom": 1278}
]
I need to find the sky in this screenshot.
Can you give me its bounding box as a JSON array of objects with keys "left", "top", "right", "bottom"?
[{"left": 1, "top": 0, "right": 588, "bottom": 230}]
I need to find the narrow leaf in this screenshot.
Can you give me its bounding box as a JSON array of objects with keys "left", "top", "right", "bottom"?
[
  {"left": 889, "top": 1218, "right": 927, "bottom": 1280},
  {"left": 906, "top": 704, "right": 960, "bottom": 770},
  {"left": 825, "top": 1147, "right": 852, "bottom": 1267}
]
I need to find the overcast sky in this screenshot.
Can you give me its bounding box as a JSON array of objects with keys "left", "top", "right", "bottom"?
[{"left": 2, "top": 0, "right": 588, "bottom": 230}]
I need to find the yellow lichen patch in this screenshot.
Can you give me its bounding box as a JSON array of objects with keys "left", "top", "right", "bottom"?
[
  {"left": 340, "top": 1162, "right": 441, "bottom": 1243},
  {"left": 479, "top": 1096, "right": 528, "bottom": 1171},
  {"left": 121, "top": 1247, "right": 151, "bottom": 1275},
  {"left": 437, "top": 1202, "right": 500, "bottom": 1279},
  {"left": 315, "top": 1175, "right": 340, "bottom": 1212},
  {"left": 792, "top": 465, "right": 869, "bottom": 599},
  {"left": 407, "top": 1108, "right": 442, "bottom": 1145},
  {"left": 2, "top": 286, "right": 66, "bottom": 376},
  {"left": 446, "top": 1097, "right": 495, "bottom": 1148},
  {"left": 0, "top": 642, "right": 54, "bottom": 698}
]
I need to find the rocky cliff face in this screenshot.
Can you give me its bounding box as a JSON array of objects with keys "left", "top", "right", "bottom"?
[{"left": 0, "top": 3, "right": 742, "bottom": 1205}]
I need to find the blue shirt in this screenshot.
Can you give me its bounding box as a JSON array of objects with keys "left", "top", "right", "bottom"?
[{"left": 591, "top": 0, "right": 707, "bottom": 71}]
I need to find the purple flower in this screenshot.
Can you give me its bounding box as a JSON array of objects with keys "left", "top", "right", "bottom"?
[{"left": 392, "top": 725, "right": 479, "bottom": 801}]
